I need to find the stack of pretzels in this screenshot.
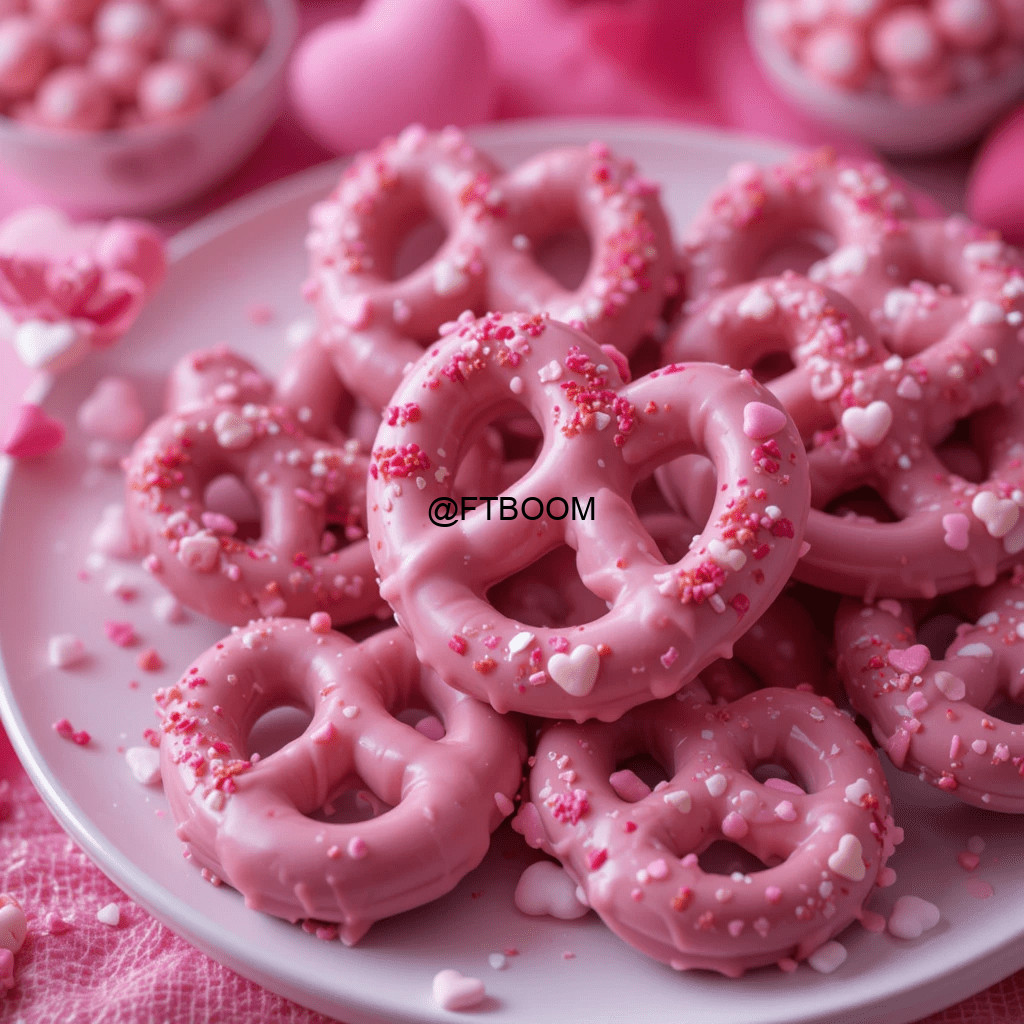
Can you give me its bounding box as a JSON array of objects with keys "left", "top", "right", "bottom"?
[{"left": 125, "top": 129, "right": 1024, "bottom": 977}]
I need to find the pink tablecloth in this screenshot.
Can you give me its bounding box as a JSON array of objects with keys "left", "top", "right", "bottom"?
[{"left": 0, "top": 2, "right": 1021, "bottom": 1022}]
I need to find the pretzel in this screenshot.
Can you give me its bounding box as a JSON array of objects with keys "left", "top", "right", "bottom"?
[
  {"left": 514, "top": 687, "right": 898, "bottom": 976},
  {"left": 665, "top": 272, "right": 1024, "bottom": 598},
  {"left": 366, "top": 312, "right": 809, "bottom": 721},
  {"left": 305, "top": 125, "right": 674, "bottom": 409},
  {"left": 680, "top": 148, "right": 914, "bottom": 312},
  {"left": 157, "top": 621, "right": 526, "bottom": 942},
  {"left": 836, "top": 573, "right": 1024, "bottom": 812},
  {"left": 126, "top": 349, "right": 382, "bottom": 627}
]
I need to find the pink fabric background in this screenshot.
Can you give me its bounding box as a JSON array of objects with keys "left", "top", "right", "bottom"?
[{"left": 0, "top": 1, "right": 1020, "bottom": 1021}]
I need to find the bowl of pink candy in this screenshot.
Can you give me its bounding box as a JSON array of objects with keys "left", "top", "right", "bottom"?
[
  {"left": 0, "top": 0, "right": 297, "bottom": 214},
  {"left": 748, "top": 0, "right": 1024, "bottom": 154}
]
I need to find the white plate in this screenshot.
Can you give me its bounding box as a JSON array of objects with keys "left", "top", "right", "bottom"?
[{"left": 1, "top": 119, "right": 1023, "bottom": 1024}]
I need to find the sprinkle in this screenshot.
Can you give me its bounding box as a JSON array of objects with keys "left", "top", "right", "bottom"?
[
  {"left": 663, "top": 790, "right": 692, "bottom": 813},
  {"left": 807, "top": 940, "right": 848, "bottom": 974},
  {"left": 721, "top": 811, "right": 749, "bottom": 839},
  {"left": 125, "top": 746, "right": 161, "bottom": 786},
  {"left": 309, "top": 611, "right": 332, "bottom": 634},
  {"left": 887, "top": 895, "right": 940, "bottom": 939},
  {"left": 48, "top": 634, "right": 86, "bottom": 669},
  {"left": 432, "top": 969, "right": 486, "bottom": 1012},
  {"left": 96, "top": 903, "right": 121, "bottom": 927},
  {"left": 488, "top": 953, "right": 508, "bottom": 971},
  {"left": 136, "top": 648, "right": 162, "bottom": 672},
  {"left": 827, "top": 834, "right": 865, "bottom": 881},
  {"left": 348, "top": 837, "right": 367, "bottom": 859},
  {"left": 705, "top": 773, "right": 727, "bottom": 797}
]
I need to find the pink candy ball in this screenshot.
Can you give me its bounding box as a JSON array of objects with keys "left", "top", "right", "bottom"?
[
  {"left": 164, "top": 21, "right": 219, "bottom": 68},
  {"left": 94, "top": 0, "right": 165, "bottom": 53},
  {"left": 34, "top": 64, "right": 113, "bottom": 129},
  {"left": 0, "top": 16, "right": 52, "bottom": 99},
  {"left": 933, "top": 0, "right": 1001, "bottom": 50},
  {"left": 89, "top": 41, "right": 146, "bottom": 98},
  {"left": 871, "top": 7, "right": 943, "bottom": 74},
  {"left": 29, "top": 0, "right": 101, "bottom": 24},
  {"left": 802, "top": 24, "right": 872, "bottom": 88},
  {"left": 136, "top": 57, "right": 209, "bottom": 120},
  {"left": 160, "top": 0, "right": 233, "bottom": 29}
]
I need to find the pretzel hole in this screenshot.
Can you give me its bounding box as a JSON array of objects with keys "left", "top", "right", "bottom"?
[
  {"left": 390, "top": 213, "right": 447, "bottom": 281},
  {"left": 204, "top": 473, "right": 261, "bottom": 540},
  {"left": 533, "top": 224, "right": 592, "bottom": 291},
  {"left": 397, "top": 707, "right": 447, "bottom": 740},
  {"left": 916, "top": 612, "right": 964, "bottom": 659},
  {"left": 935, "top": 414, "right": 989, "bottom": 483},
  {"left": 247, "top": 705, "right": 313, "bottom": 759},
  {"left": 751, "top": 350, "right": 796, "bottom": 386},
  {"left": 697, "top": 840, "right": 772, "bottom": 875},
  {"left": 822, "top": 486, "right": 899, "bottom": 524},
  {"left": 755, "top": 229, "right": 834, "bottom": 278},
  {"left": 649, "top": 457, "right": 717, "bottom": 543},
  {"left": 488, "top": 545, "right": 605, "bottom": 627},
  {"left": 986, "top": 699, "right": 1024, "bottom": 725},
  {"left": 752, "top": 763, "right": 807, "bottom": 793},
  {"left": 610, "top": 753, "right": 670, "bottom": 801},
  {"left": 310, "top": 783, "right": 394, "bottom": 825}
]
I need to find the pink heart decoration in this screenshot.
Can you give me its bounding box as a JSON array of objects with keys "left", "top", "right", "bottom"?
[
  {"left": 3, "top": 403, "right": 65, "bottom": 459},
  {"left": 289, "top": 0, "right": 496, "bottom": 155},
  {"left": 888, "top": 644, "right": 930, "bottom": 675},
  {"left": 941, "top": 512, "right": 970, "bottom": 551}
]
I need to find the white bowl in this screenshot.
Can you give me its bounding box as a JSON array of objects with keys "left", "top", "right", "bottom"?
[
  {"left": 747, "top": 0, "right": 1024, "bottom": 156},
  {"left": 0, "top": 0, "right": 298, "bottom": 216}
]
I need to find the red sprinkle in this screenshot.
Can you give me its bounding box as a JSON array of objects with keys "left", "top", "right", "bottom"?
[{"left": 104, "top": 620, "right": 138, "bottom": 648}]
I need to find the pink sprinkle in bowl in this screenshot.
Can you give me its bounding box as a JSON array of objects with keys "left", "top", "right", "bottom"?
[
  {"left": 747, "top": 0, "right": 1024, "bottom": 156},
  {"left": 0, "top": 0, "right": 297, "bottom": 216}
]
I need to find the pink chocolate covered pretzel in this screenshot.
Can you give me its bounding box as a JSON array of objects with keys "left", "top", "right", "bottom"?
[
  {"left": 680, "top": 148, "right": 914, "bottom": 311},
  {"left": 126, "top": 348, "right": 382, "bottom": 626},
  {"left": 305, "top": 125, "right": 674, "bottom": 409},
  {"left": 665, "top": 272, "right": 1024, "bottom": 597},
  {"left": 836, "top": 574, "right": 1024, "bottom": 812},
  {"left": 514, "top": 687, "right": 897, "bottom": 976},
  {"left": 366, "top": 312, "right": 809, "bottom": 721},
  {"left": 157, "top": 621, "right": 526, "bottom": 941}
]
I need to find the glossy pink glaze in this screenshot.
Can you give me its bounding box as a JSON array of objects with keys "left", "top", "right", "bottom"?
[
  {"left": 667, "top": 267, "right": 1024, "bottom": 598},
  {"left": 125, "top": 347, "right": 382, "bottom": 627},
  {"left": 366, "top": 312, "right": 809, "bottom": 721},
  {"left": 836, "top": 572, "right": 1024, "bottom": 811},
  {"left": 157, "top": 622, "right": 526, "bottom": 942},
  {"left": 516, "top": 687, "right": 898, "bottom": 976},
  {"left": 305, "top": 124, "right": 675, "bottom": 410}
]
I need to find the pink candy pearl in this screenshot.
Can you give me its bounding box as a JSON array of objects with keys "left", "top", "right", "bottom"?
[
  {"left": 136, "top": 58, "right": 209, "bottom": 120},
  {"left": 29, "top": 0, "right": 101, "bottom": 24},
  {"left": 160, "top": 0, "right": 234, "bottom": 29},
  {"left": 0, "top": 16, "right": 51, "bottom": 100},
  {"left": 50, "top": 22, "right": 93, "bottom": 63},
  {"left": 89, "top": 42, "right": 146, "bottom": 98},
  {"left": 94, "top": 0, "right": 165, "bottom": 53},
  {"left": 872, "top": 8, "right": 943, "bottom": 74},
  {"left": 164, "top": 21, "right": 220, "bottom": 69},
  {"left": 34, "top": 65, "right": 114, "bottom": 129},
  {"left": 802, "top": 25, "right": 872, "bottom": 88},
  {"left": 934, "top": 0, "right": 1001, "bottom": 49}
]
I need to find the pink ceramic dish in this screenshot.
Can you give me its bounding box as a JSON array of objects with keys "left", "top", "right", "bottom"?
[
  {"left": 0, "top": 0, "right": 296, "bottom": 215},
  {"left": 748, "top": 1, "right": 1024, "bottom": 155}
]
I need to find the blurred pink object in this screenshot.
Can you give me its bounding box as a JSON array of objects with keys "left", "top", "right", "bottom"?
[
  {"left": 967, "top": 102, "right": 1024, "bottom": 243},
  {"left": 0, "top": 206, "right": 166, "bottom": 371},
  {"left": 289, "top": 0, "right": 495, "bottom": 153}
]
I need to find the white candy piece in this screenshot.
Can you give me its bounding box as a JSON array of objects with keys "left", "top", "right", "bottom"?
[
  {"left": 48, "top": 633, "right": 86, "bottom": 669},
  {"left": 96, "top": 902, "right": 121, "bottom": 927},
  {"left": 0, "top": 899, "right": 27, "bottom": 953},
  {"left": 888, "top": 895, "right": 940, "bottom": 940},
  {"left": 514, "top": 861, "right": 589, "bottom": 920},
  {"left": 125, "top": 746, "right": 161, "bottom": 787}
]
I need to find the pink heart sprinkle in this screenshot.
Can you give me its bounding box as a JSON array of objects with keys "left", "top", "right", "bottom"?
[
  {"left": 888, "top": 644, "right": 930, "bottom": 675},
  {"left": 942, "top": 512, "right": 970, "bottom": 551},
  {"left": 3, "top": 403, "right": 65, "bottom": 459},
  {"left": 743, "top": 400, "right": 787, "bottom": 440}
]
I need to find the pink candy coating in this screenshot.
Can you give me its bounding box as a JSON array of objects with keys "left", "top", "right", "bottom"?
[
  {"left": 33, "top": 64, "right": 113, "bottom": 129},
  {"left": 135, "top": 58, "right": 209, "bottom": 121}
]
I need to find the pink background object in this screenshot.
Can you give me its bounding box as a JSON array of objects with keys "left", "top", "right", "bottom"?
[{"left": 0, "top": 1, "right": 1018, "bottom": 1021}]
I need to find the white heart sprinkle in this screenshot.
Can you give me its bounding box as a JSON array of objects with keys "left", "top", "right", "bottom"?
[
  {"left": 971, "top": 491, "right": 1019, "bottom": 539},
  {"left": 827, "top": 833, "right": 865, "bottom": 881},
  {"left": 707, "top": 539, "right": 747, "bottom": 572},
  {"left": 125, "top": 746, "right": 161, "bottom": 786},
  {"left": 514, "top": 861, "right": 589, "bottom": 920},
  {"left": 96, "top": 903, "right": 121, "bottom": 927},
  {"left": 841, "top": 401, "right": 893, "bottom": 448},
  {"left": 547, "top": 645, "right": 600, "bottom": 697},
  {"left": 13, "top": 318, "right": 83, "bottom": 371},
  {"left": 705, "top": 773, "right": 728, "bottom": 797},
  {"left": 432, "top": 969, "right": 486, "bottom": 1012},
  {"left": 888, "top": 895, "right": 940, "bottom": 940},
  {"left": 663, "top": 789, "right": 692, "bottom": 813}
]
